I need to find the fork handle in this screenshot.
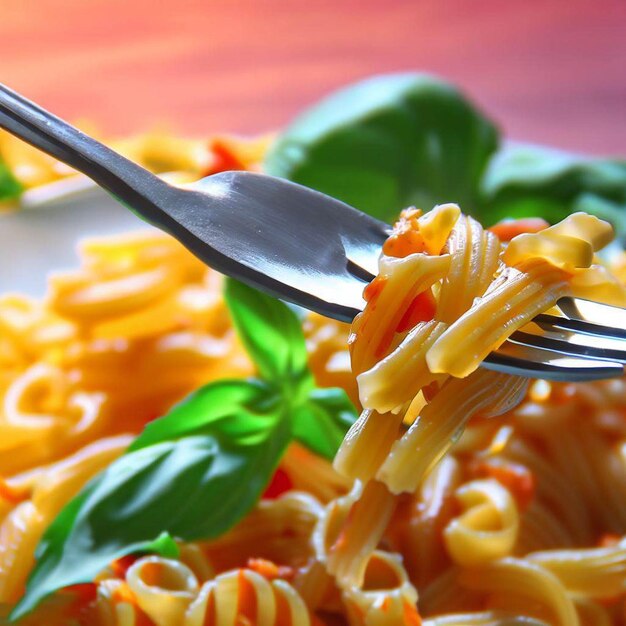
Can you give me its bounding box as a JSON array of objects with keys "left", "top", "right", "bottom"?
[{"left": 0, "top": 83, "right": 176, "bottom": 227}]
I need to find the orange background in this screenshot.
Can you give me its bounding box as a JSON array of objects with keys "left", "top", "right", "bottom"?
[{"left": 2, "top": 0, "right": 625, "bottom": 154}]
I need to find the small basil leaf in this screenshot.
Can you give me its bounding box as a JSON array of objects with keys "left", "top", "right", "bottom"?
[
  {"left": 142, "top": 531, "right": 180, "bottom": 558},
  {"left": 224, "top": 278, "right": 309, "bottom": 385},
  {"left": 12, "top": 379, "right": 290, "bottom": 621},
  {"left": 292, "top": 387, "right": 358, "bottom": 460},
  {"left": 0, "top": 161, "right": 22, "bottom": 202},
  {"left": 480, "top": 143, "right": 626, "bottom": 234},
  {"left": 264, "top": 73, "right": 499, "bottom": 221}
]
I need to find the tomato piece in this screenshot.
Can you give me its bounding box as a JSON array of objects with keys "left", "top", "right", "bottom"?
[
  {"left": 422, "top": 380, "right": 440, "bottom": 402},
  {"left": 111, "top": 554, "right": 140, "bottom": 578},
  {"left": 262, "top": 468, "right": 293, "bottom": 499},
  {"left": 489, "top": 218, "right": 549, "bottom": 242},
  {"left": 206, "top": 138, "right": 246, "bottom": 174},
  {"left": 383, "top": 208, "right": 425, "bottom": 258},
  {"left": 62, "top": 583, "right": 98, "bottom": 604},
  {"left": 403, "top": 601, "right": 423, "bottom": 626},
  {"left": 471, "top": 458, "right": 535, "bottom": 511},
  {"left": 363, "top": 276, "right": 388, "bottom": 303},
  {"left": 247, "top": 558, "right": 294, "bottom": 581},
  {"left": 383, "top": 229, "right": 425, "bottom": 258},
  {"left": 396, "top": 290, "right": 436, "bottom": 333}
]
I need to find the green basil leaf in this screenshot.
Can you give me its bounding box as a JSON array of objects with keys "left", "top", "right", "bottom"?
[
  {"left": 0, "top": 161, "right": 22, "bottom": 202},
  {"left": 12, "top": 379, "right": 290, "bottom": 621},
  {"left": 264, "top": 73, "right": 499, "bottom": 222},
  {"left": 480, "top": 143, "right": 626, "bottom": 237},
  {"left": 292, "top": 387, "right": 358, "bottom": 460},
  {"left": 128, "top": 378, "right": 280, "bottom": 449},
  {"left": 224, "top": 278, "right": 309, "bottom": 385}
]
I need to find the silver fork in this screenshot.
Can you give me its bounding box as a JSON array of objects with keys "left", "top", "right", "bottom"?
[{"left": 1, "top": 83, "right": 624, "bottom": 382}]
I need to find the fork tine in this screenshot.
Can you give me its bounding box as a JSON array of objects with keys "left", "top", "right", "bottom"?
[
  {"left": 534, "top": 312, "right": 626, "bottom": 340},
  {"left": 534, "top": 297, "right": 626, "bottom": 341},
  {"left": 558, "top": 296, "right": 626, "bottom": 331},
  {"left": 510, "top": 325, "right": 626, "bottom": 364},
  {"left": 483, "top": 341, "right": 624, "bottom": 381}
]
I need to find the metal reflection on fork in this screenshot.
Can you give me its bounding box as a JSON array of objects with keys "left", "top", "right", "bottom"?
[
  {"left": 0, "top": 83, "right": 624, "bottom": 382},
  {"left": 484, "top": 298, "right": 626, "bottom": 381}
]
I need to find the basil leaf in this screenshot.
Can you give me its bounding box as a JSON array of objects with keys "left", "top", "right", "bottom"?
[
  {"left": 128, "top": 378, "right": 279, "bottom": 449},
  {"left": 225, "top": 278, "right": 309, "bottom": 385},
  {"left": 292, "top": 387, "right": 358, "bottom": 460},
  {"left": 264, "top": 73, "right": 499, "bottom": 222},
  {"left": 12, "top": 379, "right": 290, "bottom": 621},
  {"left": 480, "top": 143, "right": 626, "bottom": 238},
  {"left": 0, "top": 161, "right": 22, "bottom": 202}
]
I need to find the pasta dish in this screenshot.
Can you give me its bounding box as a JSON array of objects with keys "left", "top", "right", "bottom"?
[{"left": 1, "top": 135, "right": 626, "bottom": 626}]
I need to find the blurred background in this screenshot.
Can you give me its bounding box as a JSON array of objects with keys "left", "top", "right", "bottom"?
[{"left": 2, "top": 0, "right": 625, "bottom": 154}]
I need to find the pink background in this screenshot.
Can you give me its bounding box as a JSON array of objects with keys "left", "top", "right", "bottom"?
[{"left": 2, "top": 0, "right": 625, "bottom": 154}]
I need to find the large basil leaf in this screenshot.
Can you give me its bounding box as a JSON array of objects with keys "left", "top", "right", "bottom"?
[
  {"left": 224, "top": 278, "right": 309, "bottom": 386},
  {"left": 264, "top": 73, "right": 499, "bottom": 222},
  {"left": 11, "top": 379, "right": 291, "bottom": 621},
  {"left": 0, "top": 161, "right": 22, "bottom": 202},
  {"left": 292, "top": 387, "right": 358, "bottom": 460},
  {"left": 480, "top": 143, "right": 626, "bottom": 240}
]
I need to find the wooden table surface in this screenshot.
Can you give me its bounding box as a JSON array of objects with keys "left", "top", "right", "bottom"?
[{"left": 2, "top": 0, "right": 625, "bottom": 155}]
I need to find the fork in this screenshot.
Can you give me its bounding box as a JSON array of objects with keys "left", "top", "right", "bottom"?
[{"left": 1, "top": 83, "right": 624, "bottom": 382}]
